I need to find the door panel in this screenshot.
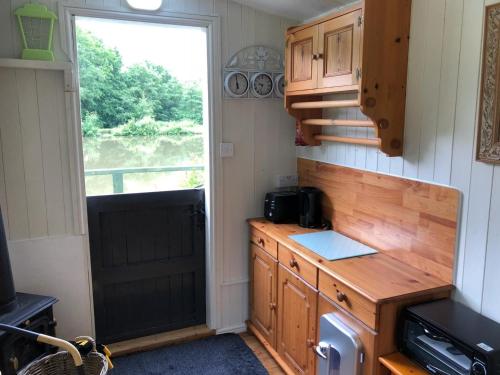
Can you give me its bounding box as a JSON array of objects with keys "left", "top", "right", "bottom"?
[
  {"left": 318, "top": 10, "right": 362, "bottom": 88},
  {"left": 250, "top": 244, "right": 278, "bottom": 347},
  {"left": 317, "top": 293, "right": 377, "bottom": 375},
  {"left": 277, "top": 265, "right": 317, "bottom": 374},
  {"left": 88, "top": 189, "right": 206, "bottom": 343},
  {"left": 287, "top": 26, "right": 319, "bottom": 92}
]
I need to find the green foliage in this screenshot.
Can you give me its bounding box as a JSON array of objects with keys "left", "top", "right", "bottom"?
[
  {"left": 76, "top": 27, "right": 204, "bottom": 134},
  {"left": 182, "top": 170, "right": 204, "bottom": 189},
  {"left": 82, "top": 112, "right": 101, "bottom": 137},
  {"left": 112, "top": 118, "right": 200, "bottom": 137},
  {"left": 180, "top": 83, "right": 204, "bottom": 124},
  {"left": 118, "top": 116, "right": 161, "bottom": 137},
  {"left": 77, "top": 28, "right": 132, "bottom": 128}
]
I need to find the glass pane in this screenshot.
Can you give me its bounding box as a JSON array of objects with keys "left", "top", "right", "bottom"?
[{"left": 75, "top": 17, "right": 208, "bottom": 196}]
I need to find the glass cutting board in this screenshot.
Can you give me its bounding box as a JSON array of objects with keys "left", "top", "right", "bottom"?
[{"left": 288, "top": 230, "right": 377, "bottom": 261}]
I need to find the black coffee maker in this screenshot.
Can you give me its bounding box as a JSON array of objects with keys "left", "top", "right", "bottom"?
[{"left": 298, "top": 187, "right": 322, "bottom": 228}]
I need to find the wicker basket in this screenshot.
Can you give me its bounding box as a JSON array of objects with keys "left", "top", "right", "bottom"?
[{"left": 18, "top": 337, "right": 108, "bottom": 375}]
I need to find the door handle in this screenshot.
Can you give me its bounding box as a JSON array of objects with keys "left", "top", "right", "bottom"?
[
  {"left": 190, "top": 208, "right": 206, "bottom": 217},
  {"left": 314, "top": 341, "right": 329, "bottom": 360}
]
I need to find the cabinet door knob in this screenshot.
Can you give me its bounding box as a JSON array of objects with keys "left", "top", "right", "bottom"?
[
  {"left": 337, "top": 291, "right": 347, "bottom": 303},
  {"left": 306, "top": 339, "right": 315, "bottom": 348},
  {"left": 289, "top": 259, "right": 299, "bottom": 268},
  {"left": 269, "top": 302, "right": 277, "bottom": 311}
]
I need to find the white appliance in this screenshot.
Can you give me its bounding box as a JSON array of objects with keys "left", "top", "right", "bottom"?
[{"left": 316, "top": 313, "right": 364, "bottom": 375}]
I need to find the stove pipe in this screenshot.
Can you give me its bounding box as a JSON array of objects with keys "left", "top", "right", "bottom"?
[{"left": 0, "top": 208, "right": 16, "bottom": 314}]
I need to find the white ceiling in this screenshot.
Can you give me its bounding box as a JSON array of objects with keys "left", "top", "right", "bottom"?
[{"left": 231, "top": 0, "right": 358, "bottom": 22}]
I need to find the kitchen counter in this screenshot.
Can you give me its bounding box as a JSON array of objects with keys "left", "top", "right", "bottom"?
[{"left": 248, "top": 218, "right": 453, "bottom": 304}]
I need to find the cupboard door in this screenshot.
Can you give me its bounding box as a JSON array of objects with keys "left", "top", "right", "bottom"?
[
  {"left": 286, "top": 26, "right": 319, "bottom": 92},
  {"left": 250, "top": 244, "right": 278, "bottom": 348},
  {"left": 277, "top": 265, "right": 317, "bottom": 374},
  {"left": 317, "top": 293, "right": 378, "bottom": 375},
  {"left": 318, "top": 9, "right": 362, "bottom": 88}
]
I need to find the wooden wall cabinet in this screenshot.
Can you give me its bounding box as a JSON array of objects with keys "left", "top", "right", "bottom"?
[
  {"left": 284, "top": 0, "right": 412, "bottom": 157},
  {"left": 287, "top": 9, "right": 362, "bottom": 92}
]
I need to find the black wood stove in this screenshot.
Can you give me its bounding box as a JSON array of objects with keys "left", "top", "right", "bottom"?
[{"left": 0, "top": 209, "right": 58, "bottom": 374}]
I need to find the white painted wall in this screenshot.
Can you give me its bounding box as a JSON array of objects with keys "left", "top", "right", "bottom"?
[
  {"left": 298, "top": 0, "right": 500, "bottom": 323},
  {"left": 0, "top": 0, "right": 297, "bottom": 337}
]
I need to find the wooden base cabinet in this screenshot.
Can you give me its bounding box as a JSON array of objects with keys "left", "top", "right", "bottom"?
[
  {"left": 248, "top": 220, "right": 453, "bottom": 375},
  {"left": 250, "top": 244, "right": 278, "bottom": 348},
  {"left": 277, "top": 265, "right": 317, "bottom": 375}
]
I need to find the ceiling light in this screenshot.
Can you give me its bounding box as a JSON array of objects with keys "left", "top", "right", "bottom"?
[{"left": 126, "top": 0, "right": 163, "bottom": 11}]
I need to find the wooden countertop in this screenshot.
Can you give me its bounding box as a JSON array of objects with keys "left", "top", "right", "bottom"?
[{"left": 248, "top": 218, "right": 453, "bottom": 304}]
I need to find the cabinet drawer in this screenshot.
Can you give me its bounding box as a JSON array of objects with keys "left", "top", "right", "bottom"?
[
  {"left": 318, "top": 270, "right": 377, "bottom": 330},
  {"left": 278, "top": 244, "right": 318, "bottom": 288},
  {"left": 250, "top": 228, "right": 278, "bottom": 258}
]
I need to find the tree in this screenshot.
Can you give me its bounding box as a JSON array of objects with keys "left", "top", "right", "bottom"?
[
  {"left": 76, "top": 28, "right": 204, "bottom": 130},
  {"left": 180, "top": 82, "right": 203, "bottom": 124},
  {"left": 122, "top": 63, "right": 184, "bottom": 122},
  {"left": 76, "top": 28, "right": 132, "bottom": 127}
]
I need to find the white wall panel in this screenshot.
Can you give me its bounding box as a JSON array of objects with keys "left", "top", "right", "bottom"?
[
  {"left": 482, "top": 167, "right": 500, "bottom": 322},
  {"left": 0, "top": 69, "right": 30, "bottom": 240},
  {"left": 16, "top": 69, "right": 48, "bottom": 238},
  {"left": 8, "top": 235, "right": 94, "bottom": 340}
]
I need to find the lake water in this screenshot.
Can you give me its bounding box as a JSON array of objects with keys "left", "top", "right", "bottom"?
[{"left": 83, "top": 135, "right": 204, "bottom": 196}]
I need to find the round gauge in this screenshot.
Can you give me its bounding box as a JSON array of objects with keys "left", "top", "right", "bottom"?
[
  {"left": 224, "top": 71, "right": 249, "bottom": 98},
  {"left": 274, "top": 74, "right": 285, "bottom": 98},
  {"left": 251, "top": 72, "right": 274, "bottom": 98}
]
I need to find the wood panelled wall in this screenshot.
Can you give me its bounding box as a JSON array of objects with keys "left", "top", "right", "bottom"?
[
  {"left": 0, "top": 0, "right": 297, "bottom": 336},
  {"left": 0, "top": 69, "right": 75, "bottom": 240},
  {"left": 298, "top": 158, "right": 460, "bottom": 284},
  {"left": 298, "top": 0, "right": 500, "bottom": 323}
]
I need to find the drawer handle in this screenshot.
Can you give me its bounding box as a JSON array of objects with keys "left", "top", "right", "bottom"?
[
  {"left": 258, "top": 238, "right": 265, "bottom": 246},
  {"left": 336, "top": 292, "right": 347, "bottom": 303},
  {"left": 289, "top": 259, "right": 299, "bottom": 269},
  {"left": 269, "top": 303, "right": 277, "bottom": 311}
]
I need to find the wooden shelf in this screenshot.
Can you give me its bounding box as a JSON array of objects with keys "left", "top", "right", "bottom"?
[
  {"left": 315, "top": 135, "right": 380, "bottom": 146},
  {"left": 379, "top": 353, "right": 428, "bottom": 375},
  {"left": 0, "top": 58, "right": 72, "bottom": 72},
  {"left": 302, "top": 119, "right": 375, "bottom": 128},
  {"left": 290, "top": 99, "right": 359, "bottom": 109},
  {"left": 0, "top": 58, "right": 75, "bottom": 92}
]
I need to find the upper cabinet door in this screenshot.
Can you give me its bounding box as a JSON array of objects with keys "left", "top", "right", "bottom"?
[
  {"left": 318, "top": 9, "right": 362, "bottom": 88},
  {"left": 286, "top": 25, "right": 319, "bottom": 92}
]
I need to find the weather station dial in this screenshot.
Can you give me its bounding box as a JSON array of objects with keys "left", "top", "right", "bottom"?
[
  {"left": 251, "top": 72, "right": 274, "bottom": 98},
  {"left": 274, "top": 73, "right": 285, "bottom": 98},
  {"left": 224, "top": 71, "right": 249, "bottom": 98}
]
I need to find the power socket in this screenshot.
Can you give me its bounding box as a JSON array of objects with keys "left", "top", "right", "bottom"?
[{"left": 275, "top": 175, "right": 298, "bottom": 188}]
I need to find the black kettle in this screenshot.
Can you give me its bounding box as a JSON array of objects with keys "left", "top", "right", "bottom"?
[{"left": 298, "top": 187, "right": 323, "bottom": 228}]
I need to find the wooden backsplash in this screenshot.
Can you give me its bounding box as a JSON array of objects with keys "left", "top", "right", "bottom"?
[{"left": 298, "top": 158, "right": 460, "bottom": 283}]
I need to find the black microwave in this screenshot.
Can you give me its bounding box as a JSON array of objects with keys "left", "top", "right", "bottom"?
[{"left": 399, "top": 299, "right": 500, "bottom": 375}]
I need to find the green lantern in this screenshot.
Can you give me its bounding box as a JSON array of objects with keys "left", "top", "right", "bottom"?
[{"left": 15, "top": 3, "right": 58, "bottom": 61}]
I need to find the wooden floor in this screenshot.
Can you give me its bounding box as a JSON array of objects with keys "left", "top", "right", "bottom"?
[{"left": 240, "top": 332, "right": 285, "bottom": 375}]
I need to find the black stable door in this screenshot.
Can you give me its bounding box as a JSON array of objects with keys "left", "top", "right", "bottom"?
[{"left": 87, "top": 189, "right": 206, "bottom": 343}]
